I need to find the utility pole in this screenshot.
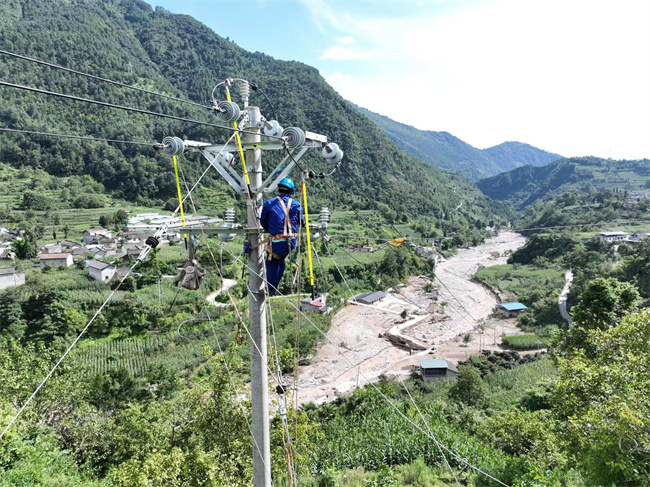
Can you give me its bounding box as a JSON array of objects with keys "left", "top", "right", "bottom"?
[
  {"left": 245, "top": 106, "right": 272, "bottom": 487},
  {"left": 159, "top": 78, "right": 343, "bottom": 487}
]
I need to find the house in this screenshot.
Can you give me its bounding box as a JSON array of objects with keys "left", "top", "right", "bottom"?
[
  {"left": 419, "top": 358, "right": 458, "bottom": 382},
  {"left": 497, "top": 302, "right": 528, "bottom": 317},
  {"left": 122, "top": 245, "right": 145, "bottom": 261},
  {"left": 88, "top": 260, "right": 116, "bottom": 282},
  {"left": 598, "top": 231, "right": 628, "bottom": 243},
  {"left": 38, "top": 253, "right": 73, "bottom": 267},
  {"left": 633, "top": 231, "right": 650, "bottom": 240},
  {"left": 354, "top": 290, "right": 386, "bottom": 305},
  {"left": 300, "top": 294, "right": 332, "bottom": 315},
  {"left": 0, "top": 267, "right": 25, "bottom": 289},
  {"left": 42, "top": 243, "right": 63, "bottom": 254},
  {"left": 83, "top": 228, "right": 112, "bottom": 245}
]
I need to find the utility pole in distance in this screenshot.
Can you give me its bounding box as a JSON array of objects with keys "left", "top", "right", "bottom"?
[{"left": 159, "top": 78, "right": 343, "bottom": 487}]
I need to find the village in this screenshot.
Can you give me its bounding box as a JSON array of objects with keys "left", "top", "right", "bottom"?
[{"left": 0, "top": 212, "right": 222, "bottom": 288}]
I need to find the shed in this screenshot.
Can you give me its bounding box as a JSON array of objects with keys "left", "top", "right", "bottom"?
[
  {"left": 88, "top": 260, "right": 116, "bottom": 282},
  {"left": 38, "top": 253, "right": 73, "bottom": 267},
  {"left": 354, "top": 291, "right": 386, "bottom": 305},
  {"left": 497, "top": 302, "right": 528, "bottom": 317},
  {"left": 419, "top": 358, "right": 458, "bottom": 382}
]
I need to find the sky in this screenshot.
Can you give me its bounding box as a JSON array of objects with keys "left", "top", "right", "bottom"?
[{"left": 151, "top": 0, "right": 650, "bottom": 160}]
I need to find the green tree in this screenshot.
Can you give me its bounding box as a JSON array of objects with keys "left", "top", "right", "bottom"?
[
  {"left": 554, "top": 309, "right": 650, "bottom": 485},
  {"left": 448, "top": 365, "right": 487, "bottom": 406}
]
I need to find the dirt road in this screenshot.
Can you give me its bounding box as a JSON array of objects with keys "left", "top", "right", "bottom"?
[{"left": 291, "top": 231, "right": 527, "bottom": 405}]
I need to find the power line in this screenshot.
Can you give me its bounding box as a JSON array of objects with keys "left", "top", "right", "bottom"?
[
  {"left": 0, "top": 127, "right": 154, "bottom": 147},
  {"left": 219, "top": 243, "right": 510, "bottom": 487},
  {"left": 0, "top": 80, "right": 282, "bottom": 140},
  {"left": 0, "top": 129, "right": 234, "bottom": 440},
  {"left": 0, "top": 49, "right": 211, "bottom": 109}
]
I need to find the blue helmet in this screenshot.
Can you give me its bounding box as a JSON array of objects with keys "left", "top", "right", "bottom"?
[{"left": 278, "top": 177, "right": 295, "bottom": 193}]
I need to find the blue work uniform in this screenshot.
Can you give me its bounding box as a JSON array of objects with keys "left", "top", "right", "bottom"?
[{"left": 260, "top": 194, "right": 303, "bottom": 291}]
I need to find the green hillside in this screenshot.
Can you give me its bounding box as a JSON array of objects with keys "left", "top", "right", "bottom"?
[
  {"left": 356, "top": 105, "right": 562, "bottom": 180},
  {"left": 478, "top": 156, "right": 650, "bottom": 209},
  {"left": 0, "top": 0, "right": 508, "bottom": 232}
]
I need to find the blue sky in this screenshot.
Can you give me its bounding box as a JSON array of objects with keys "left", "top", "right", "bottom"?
[{"left": 151, "top": 0, "right": 650, "bottom": 160}]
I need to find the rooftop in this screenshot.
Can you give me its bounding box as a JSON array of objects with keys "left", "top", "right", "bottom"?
[
  {"left": 0, "top": 267, "right": 17, "bottom": 275},
  {"left": 498, "top": 302, "right": 528, "bottom": 311},
  {"left": 420, "top": 358, "right": 458, "bottom": 372},
  {"left": 39, "top": 253, "right": 72, "bottom": 259},
  {"left": 600, "top": 231, "right": 628, "bottom": 236},
  {"left": 354, "top": 290, "right": 387, "bottom": 304},
  {"left": 88, "top": 260, "right": 113, "bottom": 270}
]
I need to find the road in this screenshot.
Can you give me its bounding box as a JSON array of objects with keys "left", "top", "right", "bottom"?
[{"left": 558, "top": 270, "right": 573, "bottom": 325}]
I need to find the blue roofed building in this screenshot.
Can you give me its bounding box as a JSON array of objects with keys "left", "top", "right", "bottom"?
[{"left": 496, "top": 302, "right": 528, "bottom": 317}]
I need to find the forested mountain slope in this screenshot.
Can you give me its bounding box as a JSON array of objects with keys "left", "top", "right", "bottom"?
[
  {"left": 477, "top": 156, "right": 650, "bottom": 209},
  {"left": 0, "top": 0, "right": 507, "bottom": 228},
  {"left": 356, "top": 105, "right": 562, "bottom": 180}
]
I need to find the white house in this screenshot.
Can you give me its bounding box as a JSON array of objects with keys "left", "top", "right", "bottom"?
[
  {"left": 0, "top": 267, "right": 25, "bottom": 289},
  {"left": 83, "top": 228, "right": 113, "bottom": 245},
  {"left": 598, "top": 231, "right": 628, "bottom": 243},
  {"left": 38, "top": 253, "right": 73, "bottom": 267},
  {"left": 88, "top": 260, "right": 116, "bottom": 282}
]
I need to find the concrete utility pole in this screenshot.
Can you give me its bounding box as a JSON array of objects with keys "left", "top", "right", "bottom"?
[
  {"left": 162, "top": 78, "right": 342, "bottom": 487},
  {"left": 245, "top": 106, "right": 272, "bottom": 487}
]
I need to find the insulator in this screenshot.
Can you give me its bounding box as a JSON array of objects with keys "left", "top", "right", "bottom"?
[
  {"left": 219, "top": 207, "right": 236, "bottom": 241},
  {"left": 145, "top": 236, "right": 160, "bottom": 248},
  {"left": 263, "top": 120, "right": 284, "bottom": 138},
  {"left": 224, "top": 207, "right": 236, "bottom": 224},
  {"left": 320, "top": 207, "right": 330, "bottom": 229},
  {"left": 322, "top": 143, "right": 340, "bottom": 160},
  {"left": 333, "top": 149, "right": 344, "bottom": 163},
  {"left": 239, "top": 81, "right": 250, "bottom": 101},
  {"left": 283, "top": 127, "right": 306, "bottom": 149},
  {"left": 161, "top": 136, "right": 185, "bottom": 156},
  {"left": 215, "top": 101, "right": 241, "bottom": 123},
  {"left": 319, "top": 207, "right": 330, "bottom": 224}
]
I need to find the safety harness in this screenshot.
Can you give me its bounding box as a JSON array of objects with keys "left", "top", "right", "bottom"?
[{"left": 267, "top": 196, "right": 295, "bottom": 261}]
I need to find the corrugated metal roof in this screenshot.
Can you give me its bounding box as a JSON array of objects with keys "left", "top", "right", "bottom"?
[
  {"left": 354, "top": 290, "right": 386, "bottom": 304},
  {"left": 419, "top": 358, "right": 457, "bottom": 372},
  {"left": 498, "top": 302, "right": 528, "bottom": 311},
  {"left": 88, "top": 260, "right": 112, "bottom": 270}
]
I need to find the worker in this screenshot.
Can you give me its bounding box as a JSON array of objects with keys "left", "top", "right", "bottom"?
[{"left": 260, "top": 177, "right": 303, "bottom": 292}]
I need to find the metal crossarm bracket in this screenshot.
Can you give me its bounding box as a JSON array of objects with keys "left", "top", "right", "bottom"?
[
  {"left": 200, "top": 149, "right": 243, "bottom": 193},
  {"left": 262, "top": 147, "right": 309, "bottom": 193}
]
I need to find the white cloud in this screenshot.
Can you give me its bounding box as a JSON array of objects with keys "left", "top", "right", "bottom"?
[
  {"left": 337, "top": 36, "right": 356, "bottom": 45},
  {"left": 315, "top": 1, "right": 650, "bottom": 159}
]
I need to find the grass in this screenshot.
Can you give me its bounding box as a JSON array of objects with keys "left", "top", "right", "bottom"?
[
  {"left": 475, "top": 264, "right": 564, "bottom": 303},
  {"left": 502, "top": 334, "right": 550, "bottom": 350}
]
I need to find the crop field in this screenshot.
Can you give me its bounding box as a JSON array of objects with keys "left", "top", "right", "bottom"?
[
  {"left": 502, "top": 334, "right": 549, "bottom": 350},
  {"left": 475, "top": 264, "right": 564, "bottom": 302}
]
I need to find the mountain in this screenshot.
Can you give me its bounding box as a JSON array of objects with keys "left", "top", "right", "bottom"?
[
  {"left": 477, "top": 156, "right": 650, "bottom": 210},
  {"left": 356, "top": 105, "right": 562, "bottom": 180},
  {"left": 0, "top": 0, "right": 508, "bottom": 230}
]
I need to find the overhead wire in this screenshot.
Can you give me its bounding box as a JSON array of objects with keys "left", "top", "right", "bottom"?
[
  {"left": 0, "top": 48, "right": 211, "bottom": 109},
  {"left": 198, "top": 292, "right": 276, "bottom": 486},
  {"left": 0, "top": 80, "right": 285, "bottom": 140},
  {"left": 218, "top": 243, "right": 511, "bottom": 487},
  {"left": 0, "top": 127, "right": 238, "bottom": 441},
  {"left": 176, "top": 154, "right": 297, "bottom": 483},
  {"left": 398, "top": 378, "right": 462, "bottom": 487},
  {"left": 0, "top": 127, "right": 155, "bottom": 147}
]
